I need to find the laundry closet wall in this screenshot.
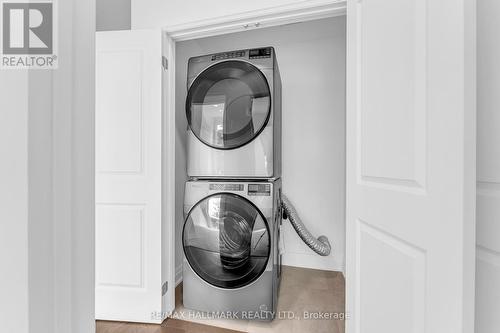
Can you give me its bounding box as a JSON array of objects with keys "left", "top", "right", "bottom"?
[{"left": 174, "top": 17, "right": 346, "bottom": 278}]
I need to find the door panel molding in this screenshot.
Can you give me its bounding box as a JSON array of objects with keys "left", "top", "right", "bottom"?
[
  {"left": 356, "top": 219, "right": 426, "bottom": 333},
  {"left": 96, "top": 49, "right": 145, "bottom": 175},
  {"left": 96, "top": 204, "right": 145, "bottom": 289},
  {"left": 356, "top": 0, "right": 427, "bottom": 193}
]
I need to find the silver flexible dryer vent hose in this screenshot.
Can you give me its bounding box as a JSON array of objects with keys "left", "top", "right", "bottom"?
[{"left": 281, "top": 194, "right": 332, "bottom": 256}]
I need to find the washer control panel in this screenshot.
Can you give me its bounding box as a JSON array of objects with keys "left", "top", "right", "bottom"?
[
  {"left": 209, "top": 183, "right": 244, "bottom": 191},
  {"left": 211, "top": 50, "right": 245, "bottom": 61}
]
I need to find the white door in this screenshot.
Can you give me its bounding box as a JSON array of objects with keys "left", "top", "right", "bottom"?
[
  {"left": 476, "top": 1, "right": 500, "bottom": 332},
  {"left": 95, "top": 30, "right": 169, "bottom": 323},
  {"left": 345, "top": 1, "right": 476, "bottom": 332}
]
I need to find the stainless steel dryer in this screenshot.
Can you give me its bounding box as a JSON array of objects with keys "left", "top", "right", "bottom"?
[
  {"left": 182, "top": 179, "right": 282, "bottom": 320},
  {"left": 185, "top": 47, "right": 282, "bottom": 179}
]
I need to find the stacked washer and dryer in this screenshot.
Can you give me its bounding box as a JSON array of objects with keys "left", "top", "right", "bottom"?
[{"left": 183, "top": 47, "right": 282, "bottom": 320}]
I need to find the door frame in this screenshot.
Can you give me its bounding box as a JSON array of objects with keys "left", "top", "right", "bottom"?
[{"left": 161, "top": 0, "right": 347, "bottom": 297}]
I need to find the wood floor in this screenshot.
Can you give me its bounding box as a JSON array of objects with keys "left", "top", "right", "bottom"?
[
  {"left": 96, "top": 266, "right": 345, "bottom": 333},
  {"left": 96, "top": 319, "right": 242, "bottom": 333}
]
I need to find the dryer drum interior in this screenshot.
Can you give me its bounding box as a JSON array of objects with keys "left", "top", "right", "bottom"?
[
  {"left": 186, "top": 60, "right": 271, "bottom": 150},
  {"left": 183, "top": 193, "right": 271, "bottom": 289}
]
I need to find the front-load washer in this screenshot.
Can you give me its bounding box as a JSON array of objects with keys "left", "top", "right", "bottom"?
[
  {"left": 186, "top": 47, "right": 282, "bottom": 179},
  {"left": 182, "top": 179, "right": 282, "bottom": 320}
]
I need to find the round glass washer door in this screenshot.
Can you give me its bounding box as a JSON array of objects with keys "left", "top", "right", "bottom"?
[
  {"left": 186, "top": 60, "right": 271, "bottom": 150},
  {"left": 183, "top": 193, "right": 270, "bottom": 289}
]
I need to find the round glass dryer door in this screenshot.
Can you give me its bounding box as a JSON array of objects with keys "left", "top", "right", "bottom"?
[
  {"left": 186, "top": 60, "right": 271, "bottom": 150},
  {"left": 183, "top": 193, "right": 270, "bottom": 289}
]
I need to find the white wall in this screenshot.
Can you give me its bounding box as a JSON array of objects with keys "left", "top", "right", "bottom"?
[
  {"left": 0, "top": 70, "right": 62, "bottom": 333},
  {"left": 97, "top": 0, "right": 131, "bottom": 31},
  {"left": 476, "top": 1, "right": 500, "bottom": 332},
  {"left": 28, "top": 71, "right": 56, "bottom": 333},
  {"left": 0, "top": 71, "right": 29, "bottom": 333},
  {"left": 0, "top": 0, "right": 95, "bottom": 332},
  {"left": 132, "top": 0, "right": 309, "bottom": 29},
  {"left": 175, "top": 16, "right": 346, "bottom": 273}
]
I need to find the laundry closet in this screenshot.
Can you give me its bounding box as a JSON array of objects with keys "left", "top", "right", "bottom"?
[
  {"left": 95, "top": 13, "right": 347, "bottom": 328},
  {"left": 170, "top": 16, "right": 346, "bottom": 326},
  {"left": 95, "top": 1, "right": 477, "bottom": 331},
  {"left": 174, "top": 16, "right": 346, "bottom": 283}
]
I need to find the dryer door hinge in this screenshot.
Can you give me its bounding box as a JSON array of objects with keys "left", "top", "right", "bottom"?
[
  {"left": 162, "top": 281, "right": 168, "bottom": 296},
  {"left": 162, "top": 56, "right": 168, "bottom": 71}
]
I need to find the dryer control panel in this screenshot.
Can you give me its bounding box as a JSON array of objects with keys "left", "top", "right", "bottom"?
[
  {"left": 249, "top": 47, "right": 272, "bottom": 59},
  {"left": 248, "top": 184, "right": 271, "bottom": 196}
]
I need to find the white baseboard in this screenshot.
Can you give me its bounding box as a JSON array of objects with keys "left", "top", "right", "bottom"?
[{"left": 282, "top": 252, "right": 345, "bottom": 272}]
